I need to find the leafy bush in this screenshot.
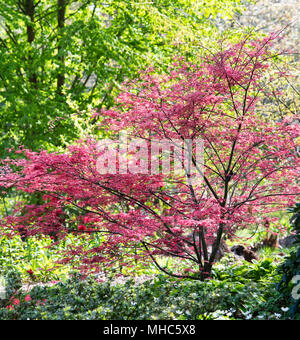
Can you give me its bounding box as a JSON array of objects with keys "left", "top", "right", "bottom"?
[
  {"left": 0, "top": 269, "right": 22, "bottom": 306},
  {"left": 0, "top": 259, "right": 291, "bottom": 320},
  {"left": 212, "top": 257, "right": 279, "bottom": 284},
  {"left": 0, "top": 234, "right": 72, "bottom": 282},
  {"left": 277, "top": 203, "right": 300, "bottom": 319}
]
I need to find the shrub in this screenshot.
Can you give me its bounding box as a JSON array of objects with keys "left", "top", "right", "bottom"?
[
  {"left": 277, "top": 203, "right": 300, "bottom": 319},
  {"left": 0, "top": 260, "right": 291, "bottom": 320}
]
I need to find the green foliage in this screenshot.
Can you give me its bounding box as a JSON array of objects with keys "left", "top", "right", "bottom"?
[
  {"left": 0, "top": 257, "right": 290, "bottom": 320},
  {"left": 0, "top": 228, "right": 291, "bottom": 320},
  {"left": 0, "top": 234, "right": 70, "bottom": 282},
  {"left": 212, "top": 257, "right": 279, "bottom": 284},
  {"left": 0, "top": 0, "right": 247, "bottom": 155},
  {"left": 277, "top": 203, "right": 300, "bottom": 319},
  {"left": 1, "top": 268, "right": 22, "bottom": 305}
]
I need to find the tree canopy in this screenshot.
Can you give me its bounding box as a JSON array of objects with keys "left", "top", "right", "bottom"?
[
  {"left": 0, "top": 0, "right": 246, "bottom": 156},
  {"left": 1, "top": 35, "right": 299, "bottom": 279}
]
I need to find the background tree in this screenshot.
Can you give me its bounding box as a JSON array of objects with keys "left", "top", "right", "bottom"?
[
  {"left": 0, "top": 0, "right": 247, "bottom": 156},
  {"left": 238, "top": 0, "right": 299, "bottom": 119}
]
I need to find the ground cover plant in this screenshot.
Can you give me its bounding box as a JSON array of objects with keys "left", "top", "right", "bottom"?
[{"left": 0, "top": 252, "right": 294, "bottom": 320}]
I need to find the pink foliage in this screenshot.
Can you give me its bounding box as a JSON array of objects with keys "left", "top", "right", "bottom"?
[{"left": 0, "top": 35, "right": 299, "bottom": 280}]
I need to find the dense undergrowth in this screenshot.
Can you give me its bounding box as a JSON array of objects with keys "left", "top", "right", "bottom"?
[
  {"left": 0, "top": 204, "right": 299, "bottom": 320},
  {"left": 0, "top": 214, "right": 299, "bottom": 320},
  {"left": 0, "top": 249, "right": 297, "bottom": 320}
]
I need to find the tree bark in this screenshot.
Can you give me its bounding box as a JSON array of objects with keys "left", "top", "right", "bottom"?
[
  {"left": 202, "top": 223, "right": 225, "bottom": 279},
  {"left": 24, "top": 0, "right": 37, "bottom": 86},
  {"left": 57, "top": 0, "right": 66, "bottom": 95}
]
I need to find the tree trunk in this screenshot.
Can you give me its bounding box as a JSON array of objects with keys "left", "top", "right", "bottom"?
[
  {"left": 202, "top": 223, "right": 225, "bottom": 279},
  {"left": 24, "top": 0, "right": 37, "bottom": 86},
  {"left": 57, "top": 0, "right": 66, "bottom": 95}
]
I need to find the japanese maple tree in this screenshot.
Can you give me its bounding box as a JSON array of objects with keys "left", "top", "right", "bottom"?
[{"left": 1, "top": 34, "right": 299, "bottom": 280}]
